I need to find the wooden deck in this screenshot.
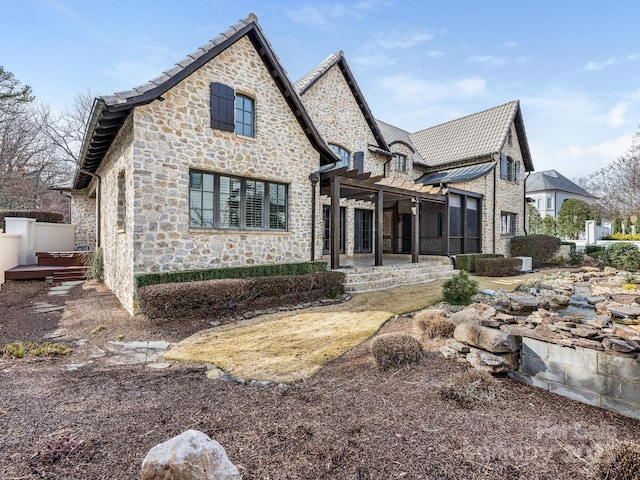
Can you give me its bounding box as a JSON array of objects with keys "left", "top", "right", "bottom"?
[
  {"left": 5, "top": 264, "right": 88, "bottom": 281},
  {"left": 5, "top": 251, "right": 89, "bottom": 281}
]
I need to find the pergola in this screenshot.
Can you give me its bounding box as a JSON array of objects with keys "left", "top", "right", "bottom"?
[{"left": 318, "top": 167, "right": 448, "bottom": 269}]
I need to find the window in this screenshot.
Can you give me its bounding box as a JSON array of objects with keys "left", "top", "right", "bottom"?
[
  {"left": 235, "top": 94, "right": 254, "bottom": 137},
  {"left": 117, "top": 170, "right": 126, "bottom": 231},
  {"left": 501, "top": 212, "right": 517, "bottom": 236},
  {"left": 500, "top": 153, "right": 520, "bottom": 184},
  {"left": 323, "top": 206, "right": 346, "bottom": 254},
  {"left": 536, "top": 198, "right": 542, "bottom": 209},
  {"left": 354, "top": 209, "right": 373, "bottom": 253},
  {"left": 394, "top": 153, "right": 407, "bottom": 172},
  {"left": 329, "top": 144, "right": 350, "bottom": 168},
  {"left": 210, "top": 82, "right": 255, "bottom": 137},
  {"left": 546, "top": 195, "right": 552, "bottom": 209},
  {"left": 189, "top": 170, "right": 287, "bottom": 230}
]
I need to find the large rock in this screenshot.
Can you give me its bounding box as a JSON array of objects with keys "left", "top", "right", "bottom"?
[
  {"left": 454, "top": 323, "right": 520, "bottom": 353},
  {"left": 449, "top": 303, "right": 494, "bottom": 326},
  {"left": 466, "top": 348, "right": 519, "bottom": 373},
  {"left": 141, "top": 430, "right": 241, "bottom": 480}
]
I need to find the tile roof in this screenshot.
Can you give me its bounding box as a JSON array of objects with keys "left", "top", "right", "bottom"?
[
  {"left": 375, "top": 120, "right": 426, "bottom": 165},
  {"left": 409, "top": 100, "right": 525, "bottom": 168},
  {"left": 294, "top": 52, "right": 343, "bottom": 95},
  {"left": 526, "top": 169, "right": 595, "bottom": 197}
]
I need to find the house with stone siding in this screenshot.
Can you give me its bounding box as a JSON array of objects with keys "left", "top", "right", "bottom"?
[{"left": 70, "top": 13, "right": 534, "bottom": 314}]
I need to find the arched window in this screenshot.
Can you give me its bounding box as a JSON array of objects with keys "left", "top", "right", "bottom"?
[
  {"left": 235, "top": 94, "right": 254, "bottom": 137},
  {"left": 329, "top": 144, "right": 350, "bottom": 168}
]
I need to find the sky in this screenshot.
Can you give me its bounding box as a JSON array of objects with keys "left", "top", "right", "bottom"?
[{"left": 2, "top": 0, "right": 640, "bottom": 181}]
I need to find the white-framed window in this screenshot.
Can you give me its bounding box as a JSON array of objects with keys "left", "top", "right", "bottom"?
[
  {"left": 189, "top": 170, "right": 287, "bottom": 231},
  {"left": 546, "top": 195, "right": 552, "bottom": 209}
]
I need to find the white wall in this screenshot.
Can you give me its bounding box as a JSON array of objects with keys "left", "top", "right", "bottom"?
[
  {"left": 0, "top": 233, "right": 21, "bottom": 288},
  {"left": 5, "top": 217, "right": 76, "bottom": 265},
  {"left": 34, "top": 223, "right": 75, "bottom": 253}
]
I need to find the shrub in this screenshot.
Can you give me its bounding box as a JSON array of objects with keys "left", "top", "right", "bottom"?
[
  {"left": 602, "top": 233, "right": 640, "bottom": 241},
  {"left": 475, "top": 258, "right": 522, "bottom": 277},
  {"left": 585, "top": 245, "right": 605, "bottom": 255},
  {"left": 370, "top": 333, "right": 423, "bottom": 370},
  {"left": 413, "top": 310, "right": 454, "bottom": 340},
  {"left": 591, "top": 440, "right": 640, "bottom": 480},
  {"left": 605, "top": 242, "right": 640, "bottom": 271},
  {"left": 3, "top": 341, "right": 72, "bottom": 358},
  {"left": 82, "top": 247, "right": 104, "bottom": 282},
  {"left": 442, "top": 271, "right": 479, "bottom": 305},
  {"left": 135, "top": 261, "right": 328, "bottom": 288},
  {"left": 509, "top": 234, "right": 562, "bottom": 268},
  {"left": 0, "top": 210, "right": 64, "bottom": 232},
  {"left": 454, "top": 254, "right": 503, "bottom": 273},
  {"left": 137, "top": 271, "right": 345, "bottom": 321},
  {"left": 438, "top": 369, "right": 505, "bottom": 408}
]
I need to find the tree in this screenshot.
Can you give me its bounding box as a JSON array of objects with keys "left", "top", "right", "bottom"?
[
  {"left": 527, "top": 203, "right": 541, "bottom": 234},
  {"left": 539, "top": 215, "right": 556, "bottom": 236},
  {"left": 556, "top": 198, "right": 593, "bottom": 239},
  {"left": 613, "top": 217, "right": 623, "bottom": 234},
  {"left": 0, "top": 67, "right": 71, "bottom": 210},
  {"left": 588, "top": 129, "right": 640, "bottom": 218}
]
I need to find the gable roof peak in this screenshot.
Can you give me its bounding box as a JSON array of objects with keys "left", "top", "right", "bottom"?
[{"left": 74, "top": 13, "right": 337, "bottom": 190}]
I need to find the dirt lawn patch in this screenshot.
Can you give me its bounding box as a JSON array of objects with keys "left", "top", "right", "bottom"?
[{"left": 1, "top": 276, "right": 639, "bottom": 479}]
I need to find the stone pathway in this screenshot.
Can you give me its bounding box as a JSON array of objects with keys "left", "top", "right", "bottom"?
[{"left": 32, "top": 281, "right": 174, "bottom": 371}]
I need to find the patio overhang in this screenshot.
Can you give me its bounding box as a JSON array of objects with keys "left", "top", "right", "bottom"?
[{"left": 318, "top": 167, "right": 448, "bottom": 269}]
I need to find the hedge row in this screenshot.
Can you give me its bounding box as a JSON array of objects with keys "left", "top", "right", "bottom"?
[
  {"left": 137, "top": 271, "right": 345, "bottom": 322},
  {"left": 135, "top": 261, "right": 328, "bottom": 288},
  {"left": 509, "top": 235, "right": 562, "bottom": 268},
  {"left": 475, "top": 258, "right": 522, "bottom": 277},
  {"left": 0, "top": 211, "right": 64, "bottom": 231},
  {"left": 454, "top": 254, "right": 503, "bottom": 273}
]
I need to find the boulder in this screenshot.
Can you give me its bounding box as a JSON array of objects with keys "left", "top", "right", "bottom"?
[
  {"left": 449, "top": 303, "right": 494, "bottom": 325},
  {"left": 608, "top": 305, "right": 640, "bottom": 320},
  {"left": 466, "top": 348, "right": 519, "bottom": 373},
  {"left": 445, "top": 338, "right": 470, "bottom": 353},
  {"left": 454, "top": 323, "right": 520, "bottom": 353},
  {"left": 141, "top": 430, "right": 241, "bottom": 480}
]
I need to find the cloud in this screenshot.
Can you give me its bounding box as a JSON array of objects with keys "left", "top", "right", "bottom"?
[
  {"left": 604, "top": 102, "right": 629, "bottom": 128},
  {"left": 426, "top": 50, "right": 445, "bottom": 58},
  {"left": 373, "top": 31, "right": 434, "bottom": 49},
  {"left": 286, "top": 1, "right": 388, "bottom": 27},
  {"left": 582, "top": 53, "right": 640, "bottom": 71},
  {"left": 378, "top": 74, "right": 486, "bottom": 104},
  {"left": 466, "top": 55, "right": 508, "bottom": 66},
  {"left": 352, "top": 52, "right": 396, "bottom": 69},
  {"left": 466, "top": 55, "right": 529, "bottom": 66},
  {"left": 502, "top": 41, "right": 520, "bottom": 50}
]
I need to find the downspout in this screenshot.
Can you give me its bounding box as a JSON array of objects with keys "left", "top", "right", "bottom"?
[
  {"left": 492, "top": 160, "right": 497, "bottom": 254},
  {"left": 523, "top": 170, "right": 531, "bottom": 235},
  {"left": 383, "top": 158, "right": 392, "bottom": 177},
  {"left": 309, "top": 172, "right": 320, "bottom": 261},
  {"left": 79, "top": 168, "right": 102, "bottom": 249}
]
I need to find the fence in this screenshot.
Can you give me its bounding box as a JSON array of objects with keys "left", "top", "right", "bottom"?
[{"left": 0, "top": 233, "right": 20, "bottom": 288}]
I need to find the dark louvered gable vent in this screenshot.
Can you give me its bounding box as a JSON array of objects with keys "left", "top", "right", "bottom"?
[
  {"left": 210, "top": 82, "right": 235, "bottom": 132},
  {"left": 353, "top": 151, "right": 364, "bottom": 173}
]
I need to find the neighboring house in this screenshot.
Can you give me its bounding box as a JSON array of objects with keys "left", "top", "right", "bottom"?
[
  {"left": 70, "top": 14, "right": 535, "bottom": 314},
  {"left": 526, "top": 169, "right": 596, "bottom": 219}
]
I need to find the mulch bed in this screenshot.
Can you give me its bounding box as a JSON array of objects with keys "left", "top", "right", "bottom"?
[{"left": 1, "top": 280, "right": 639, "bottom": 479}]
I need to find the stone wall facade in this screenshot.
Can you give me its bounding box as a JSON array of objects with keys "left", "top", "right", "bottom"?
[
  {"left": 512, "top": 337, "right": 640, "bottom": 421},
  {"left": 299, "top": 63, "right": 387, "bottom": 258},
  {"left": 90, "top": 36, "right": 318, "bottom": 313},
  {"left": 95, "top": 115, "right": 135, "bottom": 313},
  {"left": 70, "top": 191, "right": 96, "bottom": 251}
]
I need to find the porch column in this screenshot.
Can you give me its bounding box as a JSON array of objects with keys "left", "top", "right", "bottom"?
[
  {"left": 375, "top": 188, "right": 383, "bottom": 266},
  {"left": 412, "top": 197, "right": 420, "bottom": 263},
  {"left": 444, "top": 195, "right": 450, "bottom": 256},
  {"left": 330, "top": 176, "right": 340, "bottom": 269}
]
